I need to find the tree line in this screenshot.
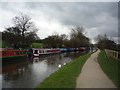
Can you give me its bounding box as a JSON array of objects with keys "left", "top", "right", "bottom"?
[
  {"left": 1, "top": 14, "right": 90, "bottom": 49},
  {"left": 95, "top": 34, "right": 119, "bottom": 51},
  {"left": 41, "top": 26, "right": 90, "bottom": 48},
  {"left": 1, "top": 13, "right": 119, "bottom": 51}
]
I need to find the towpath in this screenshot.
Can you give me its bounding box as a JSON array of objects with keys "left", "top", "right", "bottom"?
[{"left": 76, "top": 50, "right": 116, "bottom": 88}]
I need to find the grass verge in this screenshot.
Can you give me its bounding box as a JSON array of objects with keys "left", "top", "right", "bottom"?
[
  {"left": 36, "top": 52, "right": 92, "bottom": 88},
  {"left": 98, "top": 50, "right": 119, "bottom": 87}
]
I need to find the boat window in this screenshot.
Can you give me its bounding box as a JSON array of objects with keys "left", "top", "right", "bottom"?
[
  {"left": 14, "top": 52, "right": 16, "bottom": 55},
  {"left": 34, "top": 50, "right": 38, "bottom": 54},
  {"left": 19, "top": 51, "right": 22, "bottom": 55},
  {"left": 2, "top": 51, "right": 6, "bottom": 56},
  {"left": 16, "top": 51, "right": 19, "bottom": 55},
  {"left": 39, "top": 50, "right": 41, "bottom": 53}
]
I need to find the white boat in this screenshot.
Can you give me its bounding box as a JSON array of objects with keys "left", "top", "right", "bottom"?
[
  {"left": 33, "top": 49, "right": 39, "bottom": 57},
  {"left": 32, "top": 48, "right": 60, "bottom": 57}
]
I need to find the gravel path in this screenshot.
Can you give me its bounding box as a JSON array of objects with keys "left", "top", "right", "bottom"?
[{"left": 76, "top": 50, "right": 116, "bottom": 88}]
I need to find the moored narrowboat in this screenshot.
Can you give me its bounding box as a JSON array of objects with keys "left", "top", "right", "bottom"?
[
  {"left": 32, "top": 48, "right": 61, "bottom": 57},
  {"left": 0, "top": 48, "right": 27, "bottom": 61}
]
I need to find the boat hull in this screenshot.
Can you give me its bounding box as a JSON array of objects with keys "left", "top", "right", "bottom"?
[{"left": 1, "top": 55, "right": 27, "bottom": 61}]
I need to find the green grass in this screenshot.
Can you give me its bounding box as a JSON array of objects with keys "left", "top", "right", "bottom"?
[
  {"left": 36, "top": 52, "right": 92, "bottom": 89},
  {"left": 98, "top": 50, "right": 119, "bottom": 87}
]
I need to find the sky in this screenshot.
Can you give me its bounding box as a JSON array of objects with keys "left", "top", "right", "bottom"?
[{"left": 0, "top": 1, "right": 118, "bottom": 44}]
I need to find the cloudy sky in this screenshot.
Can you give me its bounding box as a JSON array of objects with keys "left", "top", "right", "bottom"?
[{"left": 0, "top": 2, "right": 118, "bottom": 43}]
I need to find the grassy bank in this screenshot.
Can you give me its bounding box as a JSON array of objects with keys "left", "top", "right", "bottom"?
[
  {"left": 98, "top": 50, "right": 119, "bottom": 87},
  {"left": 36, "top": 52, "right": 92, "bottom": 88}
]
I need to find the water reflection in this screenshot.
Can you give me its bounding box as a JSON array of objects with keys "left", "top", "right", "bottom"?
[{"left": 2, "top": 52, "right": 84, "bottom": 88}]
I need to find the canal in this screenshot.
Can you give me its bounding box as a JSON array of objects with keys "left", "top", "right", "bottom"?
[{"left": 1, "top": 51, "right": 85, "bottom": 88}]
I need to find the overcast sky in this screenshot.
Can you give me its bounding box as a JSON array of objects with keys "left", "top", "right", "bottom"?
[{"left": 0, "top": 2, "right": 118, "bottom": 43}]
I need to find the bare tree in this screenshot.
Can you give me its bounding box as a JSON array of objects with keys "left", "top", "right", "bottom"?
[
  {"left": 95, "top": 34, "right": 117, "bottom": 50},
  {"left": 13, "top": 13, "right": 38, "bottom": 37},
  {"left": 2, "top": 14, "right": 39, "bottom": 48},
  {"left": 70, "top": 26, "right": 90, "bottom": 47}
]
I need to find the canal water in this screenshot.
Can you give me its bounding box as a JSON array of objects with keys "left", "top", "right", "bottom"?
[{"left": 1, "top": 52, "right": 85, "bottom": 88}]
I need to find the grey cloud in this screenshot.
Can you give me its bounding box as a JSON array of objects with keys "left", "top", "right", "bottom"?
[
  {"left": 25, "top": 2, "right": 118, "bottom": 28},
  {"left": 1, "top": 2, "right": 118, "bottom": 43}
]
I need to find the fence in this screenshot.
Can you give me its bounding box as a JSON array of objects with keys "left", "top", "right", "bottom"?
[{"left": 105, "top": 49, "right": 120, "bottom": 60}]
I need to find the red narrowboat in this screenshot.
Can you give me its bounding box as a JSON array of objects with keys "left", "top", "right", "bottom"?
[{"left": 0, "top": 48, "right": 27, "bottom": 61}]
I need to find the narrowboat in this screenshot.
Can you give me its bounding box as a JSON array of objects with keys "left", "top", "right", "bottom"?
[
  {"left": 79, "top": 47, "right": 85, "bottom": 51},
  {"left": 0, "top": 48, "right": 27, "bottom": 61},
  {"left": 32, "top": 48, "right": 61, "bottom": 57},
  {"left": 59, "top": 48, "right": 68, "bottom": 52}
]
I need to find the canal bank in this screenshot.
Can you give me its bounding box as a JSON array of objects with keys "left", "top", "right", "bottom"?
[
  {"left": 2, "top": 51, "right": 84, "bottom": 88},
  {"left": 36, "top": 52, "right": 92, "bottom": 88}
]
